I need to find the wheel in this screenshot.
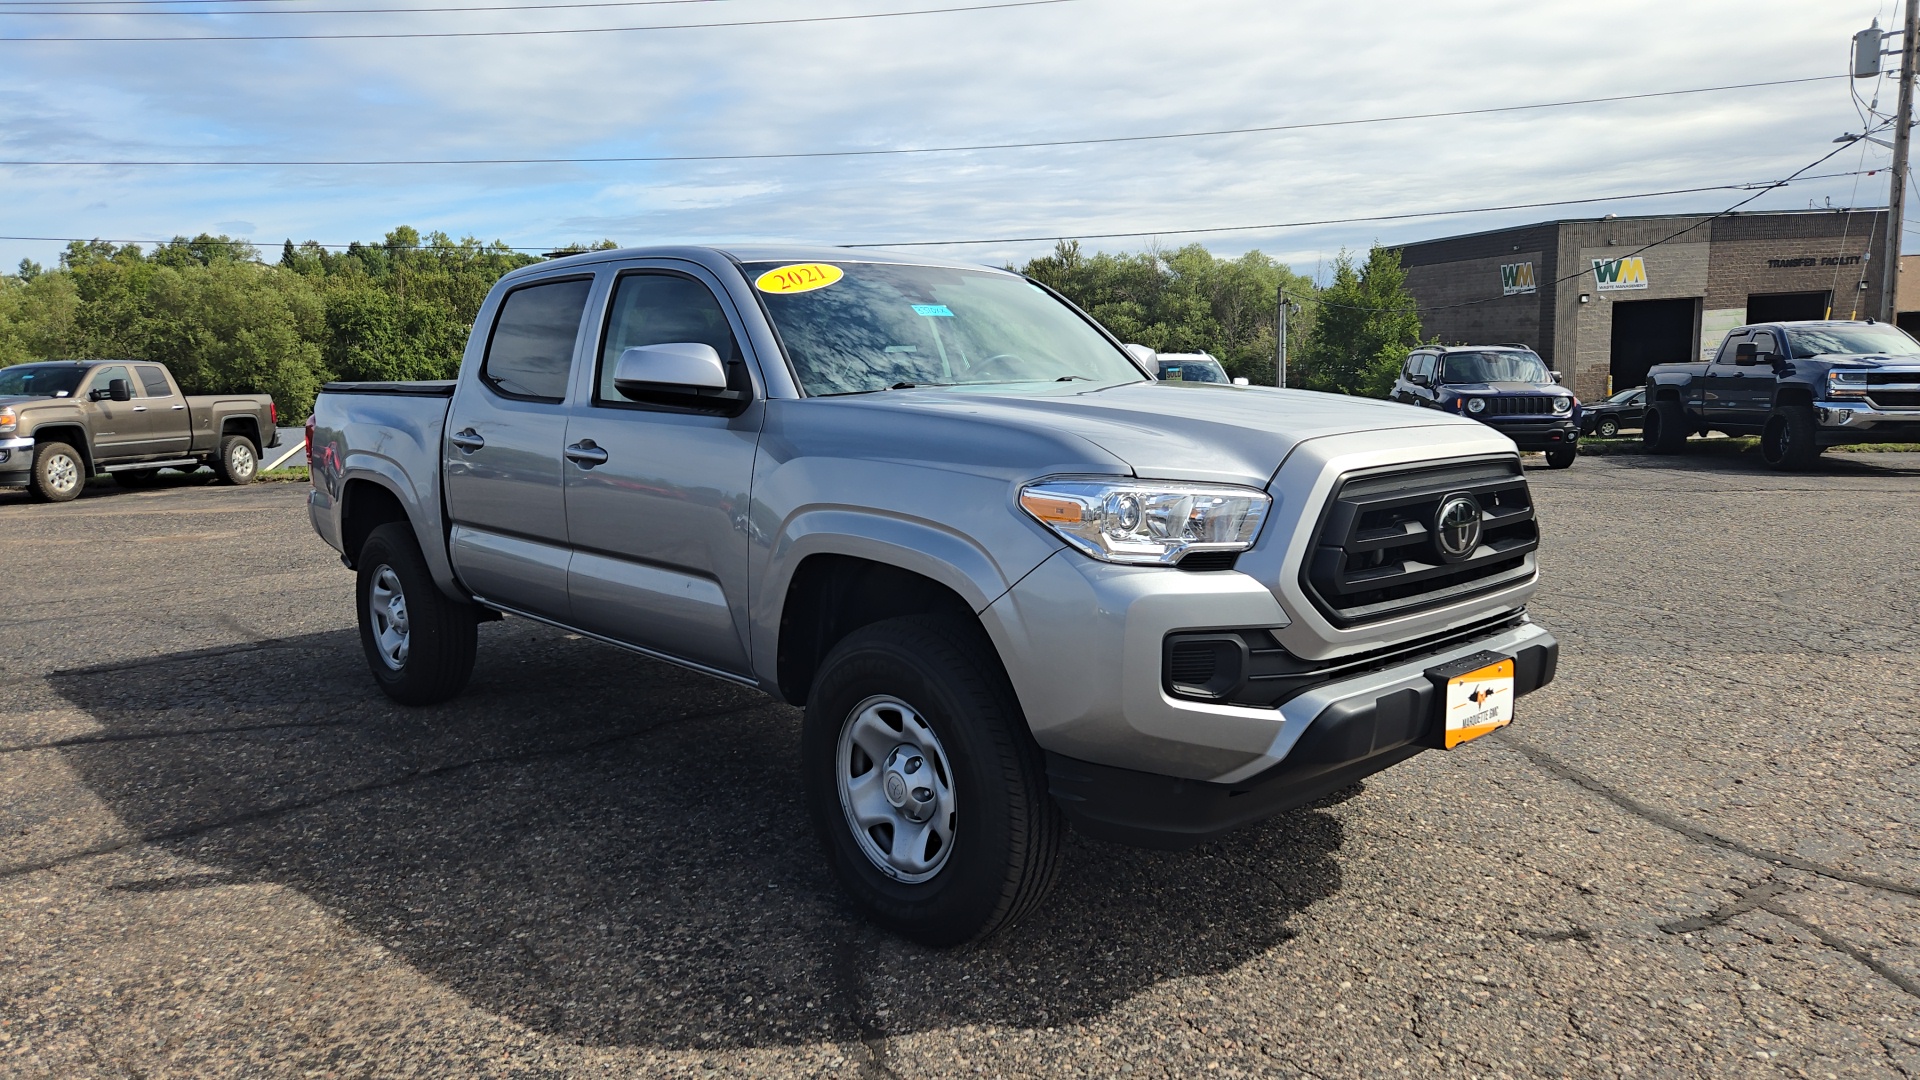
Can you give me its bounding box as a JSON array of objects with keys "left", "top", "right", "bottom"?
[
  {"left": 114, "top": 469, "right": 158, "bottom": 488},
  {"left": 28, "top": 441, "right": 86, "bottom": 502},
  {"left": 355, "top": 522, "right": 477, "bottom": 705},
  {"left": 1642, "top": 399, "right": 1686, "bottom": 454},
  {"left": 803, "top": 614, "right": 1063, "bottom": 946},
  {"left": 1595, "top": 417, "right": 1620, "bottom": 438},
  {"left": 1760, "top": 405, "right": 1821, "bottom": 471},
  {"left": 1544, "top": 445, "right": 1577, "bottom": 469},
  {"left": 214, "top": 435, "right": 257, "bottom": 485}
]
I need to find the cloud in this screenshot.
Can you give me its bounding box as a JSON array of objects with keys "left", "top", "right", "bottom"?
[{"left": 0, "top": 0, "right": 1888, "bottom": 276}]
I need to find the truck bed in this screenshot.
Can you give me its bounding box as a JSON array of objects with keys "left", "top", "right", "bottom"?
[{"left": 319, "top": 381, "right": 458, "bottom": 397}]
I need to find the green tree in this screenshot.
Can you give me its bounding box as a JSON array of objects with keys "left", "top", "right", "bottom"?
[
  {"left": 1296, "top": 246, "right": 1424, "bottom": 397},
  {"left": 1019, "top": 241, "right": 1315, "bottom": 384}
]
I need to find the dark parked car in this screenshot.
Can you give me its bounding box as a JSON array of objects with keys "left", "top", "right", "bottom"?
[
  {"left": 1391, "top": 345, "right": 1581, "bottom": 468},
  {"left": 1645, "top": 320, "right": 1920, "bottom": 469},
  {"left": 1581, "top": 386, "right": 1646, "bottom": 437}
]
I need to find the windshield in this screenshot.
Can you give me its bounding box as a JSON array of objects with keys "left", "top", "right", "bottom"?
[
  {"left": 1783, "top": 324, "right": 1920, "bottom": 358},
  {"left": 1608, "top": 388, "right": 1642, "bottom": 404},
  {"left": 1157, "top": 357, "right": 1229, "bottom": 383},
  {"left": 745, "top": 261, "right": 1147, "bottom": 396},
  {"left": 1439, "top": 350, "right": 1553, "bottom": 384},
  {"left": 0, "top": 364, "right": 85, "bottom": 399}
]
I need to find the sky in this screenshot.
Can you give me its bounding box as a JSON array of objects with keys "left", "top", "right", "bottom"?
[{"left": 0, "top": 0, "right": 1904, "bottom": 278}]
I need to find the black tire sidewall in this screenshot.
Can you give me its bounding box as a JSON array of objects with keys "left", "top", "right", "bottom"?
[
  {"left": 1546, "top": 446, "right": 1576, "bottom": 468},
  {"left": 803, "top": 617, "right": 1041, "bottom": 946},
  {"left": 355, "top": 522, "right": 475, "bottom": 705},
  {"left": 1762, "top": 406, "right": 1819, "bottom": 471}
]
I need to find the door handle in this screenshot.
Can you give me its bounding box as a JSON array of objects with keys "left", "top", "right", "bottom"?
[
  {"left": 449, "top": 429, "right": 486, "bottom": 452},
  {"left": 171, "top": 404, "right": 186, "bottom": 411},
  {"left": 565, "top": 440, "right": 609, "bottom": 467},
  {"left": 132, "top": 405, "right": 148, "bottom": 412}
]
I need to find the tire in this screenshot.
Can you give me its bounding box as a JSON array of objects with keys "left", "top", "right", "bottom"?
[
  {"left": 1642, "top": 398, "right": 1686, "bottom": 454},
  {"left": 1595, "top": 417, "right": 1620, "bottom": 438},
  {"left": 214, "top": 435, "right": 257, "bottom": 485},
  {"left": 1544, "top": 444, "right": 1577, "bottom": 469},
  {"left": 803, "top": 614, "right": 1063, "bottom": 946},
  {"left": 114, "top": 469, "right": 159, "bottom": 488},
  {"left": 1760, "top": 404, "right": 1821, "bottom": 472},
  {"left": 28, "top": 441, "right": 86, "bottom": 503},
  {"left": 355, "top": 522, "right": 477, "bottom": 705}
]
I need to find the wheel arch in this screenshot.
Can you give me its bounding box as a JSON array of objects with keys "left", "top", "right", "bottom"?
[
  {"left": 775, "top": 553, "right": 986, "bottom": 707},
  {"left": 220, "top": 414, "right": 263, "bottom": 454},
  {"left": 26, "top": 423, "right": 93, "bottom": 473}
]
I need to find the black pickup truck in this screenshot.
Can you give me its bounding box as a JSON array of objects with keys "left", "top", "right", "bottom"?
[{"left": 1643, "top": 320, "right": 1920, "bottom": 470}]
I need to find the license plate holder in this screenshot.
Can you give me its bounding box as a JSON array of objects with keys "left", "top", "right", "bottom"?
[{"left": 1425, "top": 650, "right": 1516, "bottom": 749}]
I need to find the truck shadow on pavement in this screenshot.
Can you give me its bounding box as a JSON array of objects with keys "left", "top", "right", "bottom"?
[{"left": 47, "top": 620, "right": 1344, "bottom": 1050}]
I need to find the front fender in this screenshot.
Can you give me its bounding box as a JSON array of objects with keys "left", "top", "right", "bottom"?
[{"left": 750, "top": 505, "right": 1059, "bottom": 689}]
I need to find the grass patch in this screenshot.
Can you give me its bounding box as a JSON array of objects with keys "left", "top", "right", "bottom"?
[
  {"left": 259, "top": 465, "right": 309, "bottom": 482},
  {"left": 1573, "top": 436, "right": 1920, "bottom": 457}
]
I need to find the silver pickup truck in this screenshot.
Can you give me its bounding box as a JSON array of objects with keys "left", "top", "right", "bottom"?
[{"left": 307, "top": 246, "right": 1559, "bottom": 944}]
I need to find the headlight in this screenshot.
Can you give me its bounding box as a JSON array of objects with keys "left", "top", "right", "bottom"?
[
  {"left": 1552, "top": 396, "right": 1573, "bottom": 414},
  {"left": 1466, "top": 397, "right": 1487, "bottom": 414},
  {"left": 1827, "top": 371, "right": 1868, "bottom": 399},
  {"left": 0, "top": 406, "right": 14, "bottom": 434},
  {"left": 1019, "top": 477, "right": 1271, "bottom": 565}
]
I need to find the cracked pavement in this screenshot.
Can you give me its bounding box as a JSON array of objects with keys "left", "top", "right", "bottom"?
[{"left": 1, "top": 452, "right": 1917, "bottom": 1078}]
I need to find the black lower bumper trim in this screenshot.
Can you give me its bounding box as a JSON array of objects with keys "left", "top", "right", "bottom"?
[{"left": 1048, "top": 634, "right": 1558, "bottom": 849}]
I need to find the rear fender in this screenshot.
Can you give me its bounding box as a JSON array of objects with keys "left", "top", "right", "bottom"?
[{"left": 337, "top": 454, "right": 464, "bottom": 602}]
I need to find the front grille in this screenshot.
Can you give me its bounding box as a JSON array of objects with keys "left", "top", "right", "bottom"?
[
  {"left": 1866, "top": 371, "right": 1920, "bottom": 387},
  {"left": 1485, "top": 395, "right": 1556, "bottom": 416},
  {"left": 1302, "top": 457, "right": 1539, "bottom": 627},
  {"left": 1867, "top": 390, "right": 1920, "bottom": 409},
  {"left": 1168, "top": 643, "right": 1219, "bottom": 684}
]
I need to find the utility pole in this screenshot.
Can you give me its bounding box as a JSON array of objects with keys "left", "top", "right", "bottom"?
[
  {"left": 1884, "top": 0, "right": 1920, "bottom": 322},
  {"left": 1275, "top": 284, "right": 1289, "bottom": 388}
]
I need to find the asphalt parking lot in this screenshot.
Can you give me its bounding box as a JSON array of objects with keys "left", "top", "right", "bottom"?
[{"left": 3, "top": 453, "right": 1919, "bottom": 1079}]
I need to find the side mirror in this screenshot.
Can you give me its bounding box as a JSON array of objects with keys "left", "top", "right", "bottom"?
[
  {"left": 1408, "top": 373, "right": 1430, "bottom": 387},
  {"left": 109, "top": 378, "right": 131, "bottom": 401},
  {"left": 612, "top": 343, "right": 732, "bottom": 400},
  {"left": 1123, "top": 343, "right": 1157, "bottom": 367},
  {"left": 1232, "top": 377, "right": 1250, "bottom": 386},
  {"left": 1550, "top": 370, "right": 1563, "bottom": 383},
  {"left": 1733, "top": 343, "right": 1759, "bottom": 366}
]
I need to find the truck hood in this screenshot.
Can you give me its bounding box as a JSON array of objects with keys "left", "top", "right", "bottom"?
[
  {"left": 1441, "top": 381, "right": 1570, "bottom": 395},
  {"left": 857, "top": 380, "right": 1490, "bottom": 486},
  {"left": 1805, "top": 353, "right": 1920, "bottom": 368}
]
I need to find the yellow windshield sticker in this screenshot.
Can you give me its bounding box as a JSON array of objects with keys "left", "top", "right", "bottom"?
[{"left": 755, "top": 263, "right": 844, "bottom": 294}]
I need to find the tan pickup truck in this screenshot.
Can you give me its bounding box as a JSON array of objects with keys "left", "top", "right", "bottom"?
[{"left": 0, "top": 360, "right": 280, "bottom": 502}]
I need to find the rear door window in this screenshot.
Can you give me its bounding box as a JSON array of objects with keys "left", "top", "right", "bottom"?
[
  {"left": 482, "top": 277, "right": 592, "bottom": 402},
  {"left": 136, "top": 365, "right": 173, "bottom": 398}
]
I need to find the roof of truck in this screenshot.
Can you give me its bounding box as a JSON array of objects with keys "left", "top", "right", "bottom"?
[{"left": 526, "top": 243, "right": 1013, "bottom": 276}]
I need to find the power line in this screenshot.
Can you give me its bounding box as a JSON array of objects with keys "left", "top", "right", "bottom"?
[
  {"left": 839, "top": 170, "right": 1879, "bottom": 248},
  {"left": 1295, "top": 134, "right": 1890, "bottom": 316},
  {"left": 0, "top": 0, "right": 1078, "bottom": 38},
  {"left": 0, "top": 75, "right": 1849, "bottom": 166},
  {"left": 1, "top": 0, "right": 734, "bottom": 15},
  {"left": 0, "top": 169, "right": 1884, "bottom": 257}
]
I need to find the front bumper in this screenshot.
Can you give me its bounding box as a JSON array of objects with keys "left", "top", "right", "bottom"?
[
  {"left": 0, "top": 436, "right": 33, "bottom": 485},
  {"left": 1042, "top": 618, "right": 1556, "bottom": 848},
  {"left": 980, "top": 547, "right": 1559, "bottom": 846},
  {"left": 1477, "top": 416, "right": 1580, "bottom": 450},
  {"left": 1814, "top": 400, "right": 1920, "bottom": 444}
]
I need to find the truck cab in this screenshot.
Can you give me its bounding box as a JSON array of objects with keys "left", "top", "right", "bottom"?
[{"left": 1391, "top": 345, "right": 1581, "bottom": 468}]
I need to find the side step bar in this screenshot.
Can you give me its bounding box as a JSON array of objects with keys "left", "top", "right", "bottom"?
[{"left": 103, "top": 458, "right": 198, "bottom": 473}]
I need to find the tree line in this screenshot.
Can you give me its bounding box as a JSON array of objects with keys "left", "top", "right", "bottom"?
[{"left": 0, "top": 227, "right": 1424, "bottom": 421}]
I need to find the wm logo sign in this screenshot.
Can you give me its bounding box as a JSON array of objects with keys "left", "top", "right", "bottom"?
[
  {"left": 1591, "top": 256, "right": 1648, "bottom": 291},
  {"left": 1500, "top": 262, "right": 1536, "bottom": 295}
]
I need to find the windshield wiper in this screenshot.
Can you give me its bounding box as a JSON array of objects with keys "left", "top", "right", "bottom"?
[{"left": 1055, "top": 375, "right": 1091, "bottom": 382}]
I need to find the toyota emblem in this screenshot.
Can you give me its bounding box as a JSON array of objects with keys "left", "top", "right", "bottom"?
[{"left": 1433, "top": 494, "right": 1482, "bottom": 561}]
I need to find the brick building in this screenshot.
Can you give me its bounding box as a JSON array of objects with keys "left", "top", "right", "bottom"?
[{"left": 1396, "top": 210, "right": 1889, "bottom": 401}]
